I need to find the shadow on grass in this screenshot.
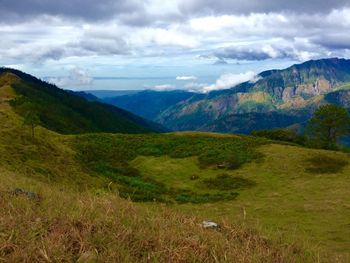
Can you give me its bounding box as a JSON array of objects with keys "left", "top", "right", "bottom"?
[{"left": 305, "top": 155, "right": 348, "bottom": 174}]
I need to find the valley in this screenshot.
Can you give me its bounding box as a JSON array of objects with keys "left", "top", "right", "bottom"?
[{"left": 103, "top": 58, "right": 350, "bottom": 134}]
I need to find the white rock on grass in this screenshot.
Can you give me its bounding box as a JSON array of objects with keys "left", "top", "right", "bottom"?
[{"left": 202, "top": 220, "right": 218, "bottom": 228}]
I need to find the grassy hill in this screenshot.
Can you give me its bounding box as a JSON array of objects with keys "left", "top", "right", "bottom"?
[
  {"left": 0, "top": 72, "right": 349, "bottom": 262},
  {"left": 0, "top": 68, "right": 163, "bottom": 134}
]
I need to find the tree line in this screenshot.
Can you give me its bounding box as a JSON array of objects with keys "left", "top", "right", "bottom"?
[{"left": 252, "top": 104, "right": 350, "bottom": 150}]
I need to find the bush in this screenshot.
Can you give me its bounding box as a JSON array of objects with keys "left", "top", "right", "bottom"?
[
  {"left": 203, "top": 174, "right": 255, "bottom": 191},
  {"left": 175, "top": 191, "right": 239, "bottom": 204},
  {"left": 252, "top": 129, "right": 306, "bottom": 145},
  {"left": 306, "top": 155, "right": 348, "bottom": 174}
]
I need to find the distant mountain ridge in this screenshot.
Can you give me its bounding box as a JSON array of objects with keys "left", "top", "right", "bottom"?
[
  {"left": 104, "top": 90, "right": 197, "bottom": 120},
  {"left": 103, "top": 58, "right": 350, "bottom": 133},
  {"left": 0, "top": 68, "right": 164, "bottom": 134},
  {"left": 86, "top": 90, "right": 141, "bottom": 99}
]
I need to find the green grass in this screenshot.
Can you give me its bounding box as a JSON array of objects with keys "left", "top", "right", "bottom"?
[
  {"left": 173, "top": 144, "right": 350, "bottom": 262},
  {"left": 128, "top": 147, "right": 350, "bottom": 261},
  {"left": 72, "top": 133, "right": 263, "bottom": 203}
]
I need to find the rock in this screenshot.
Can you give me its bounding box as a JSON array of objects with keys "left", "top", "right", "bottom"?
[
  {"left": 13, "top": 188, "right": 40, "bottom": 201},
  {"left": 190, "top": 174, "right": 199, "bottom": 180},
  {"left": 217, "top": 164, "right": 226, "bottom": 169},
  {"left": 201, "top": 220, "right": 219, "bottom": 229}
]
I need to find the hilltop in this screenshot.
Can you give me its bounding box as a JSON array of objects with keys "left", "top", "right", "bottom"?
[
  {"left": 0, "top": 69, "right": 349, "bottom": 261},
  {"left": 0, "top": 68, "right": 164, "bottom": 134}
]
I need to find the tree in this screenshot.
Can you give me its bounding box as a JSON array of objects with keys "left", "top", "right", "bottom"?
[
  {"left": 306, "top": 104, "right": 350, "bottom": 149},
  {"left": 23, "top": 111, "right": 40, "bottom": 138}
]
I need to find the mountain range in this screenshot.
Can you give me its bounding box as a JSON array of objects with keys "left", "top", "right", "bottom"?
[{"left": 102, "top": 58, "right": 350, "bottom": 134}]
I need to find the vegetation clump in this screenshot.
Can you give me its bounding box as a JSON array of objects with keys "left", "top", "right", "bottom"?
[
  {"left": 252, "top": 128, "right": 306, "bottom": 145},
  {"left": 175, "top": 191, "right": 239, "bottom": 204},
  {"left": 73, "top": 133, "right": 263, "bottom": 203},
  {"left": 306, "top": 155, "right": 348, "bottom": 174},
  {"left": 306, "top": 104, "right": 350, "bottom": 149},
  {"left": 203, "top": 174, "right": 255, "bottom": 191}
]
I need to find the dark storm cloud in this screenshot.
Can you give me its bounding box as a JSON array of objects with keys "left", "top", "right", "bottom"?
[
  {"left": 77, "top": 38, "right": 130, "bottom": 55},
  {"left": 312, "top": 35, "right": 350, "bottom": 50},
  {"left": 215, "top": 46, "right": 287, "bottom": 61},
  {"left": 0, "top": 0, "right": 142, "bottom": 22},
  {"left": 179, "top": 0, "right": 350, "bottom": 15},
  {"left": 216, "top": 49, "right": 272, "bottom": 61}
]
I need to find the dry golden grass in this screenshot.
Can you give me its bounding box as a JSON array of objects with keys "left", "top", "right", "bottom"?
[{"left": 0, "top": 170, "right": 308, "bottom": 263}]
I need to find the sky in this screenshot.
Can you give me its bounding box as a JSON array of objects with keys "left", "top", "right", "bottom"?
[{"left": 1, "top": 0, "right": 350, "bottom": 92}]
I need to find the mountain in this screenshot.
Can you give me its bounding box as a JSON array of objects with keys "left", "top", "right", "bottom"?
[
  {"left": 68, "top": 90, "right": 101, "bottom": 102},
  {"left": 101, "top": 58, "right": 350, "bottom": 133},
  {"left": 104, "top": 90, "right": 197, "bottom": 120},
  {"left": 158, "top": 58, "right": 350, "bottom": 133},
  {"left": 86, "top": 89, "right": 141, "bottom": 99},
  {"left": 156, "top": 58, "right": 350, "bottom": 132},
  {"left": 0, "top": 68, "right": 164, "bottom": 134}
]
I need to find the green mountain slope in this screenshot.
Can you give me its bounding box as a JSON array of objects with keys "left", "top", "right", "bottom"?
[
  {"left": 104, "top": 90, "right": 197, "bottom": 120},
  {"left": 0, "top": 68, "right": 163, "bottom": 134},
  {"left": 156, "top": 58, "right": 350, "bottom": 132}
]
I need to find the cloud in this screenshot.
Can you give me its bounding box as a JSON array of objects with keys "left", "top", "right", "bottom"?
[
  {"left": 202, "top": 71, "right": 259, "bottom": 92},
  {"left": 176, "top": 75, "right": 197, "bottom": 80},
  {"left": 183, "top": 82, "right": 208, "bottom": 92},
  {"left": 180, "top": 71, "right": 260, "bottom": 93},
  {"left": 215, "top": 45, "right": 288, "bottom": 61},
  {"left": 47, "top": 67, "right": 93, "bottom": 88},
  {"left": 312, "top": 34, "right": 350, "bottom": 50},
  {"left": 179, "top": 0, "right": 350, "bottom": 15},
  {"left": 0, "top": 0, "right": 142, "bottom": 22},
  {"left": 213, "top": 58, "right": 228, "bottom": 65},
  {"left": 150, "top": 84, "right": 177, "bottom": 91},
  {"left": 1, "top": 1, "right": 350, "bottom": 76}
]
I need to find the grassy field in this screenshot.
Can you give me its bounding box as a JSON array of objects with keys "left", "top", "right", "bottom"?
[
  {"left": 130, "top": 145, "right": 350, "bottom": 261},
  {"left": 0, "top": 78, "right": 349, "bottom": 262}
]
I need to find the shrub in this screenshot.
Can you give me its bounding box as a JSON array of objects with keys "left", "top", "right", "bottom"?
[
  {"left": 175, "top": 191, "right": 239, "bottom": 204},
  {"left": 203, "top": 174, "right": 255, "bottom": 191},
  {"left": 252, "top": 128, "right": 306, "bottom": 145},
  {"left": 305, "top": 155, "right": 348, "bottom": 174}
]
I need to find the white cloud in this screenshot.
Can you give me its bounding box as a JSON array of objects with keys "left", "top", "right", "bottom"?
[
  {"left": 176, "top": 75, "right": 197, "bottom": 80},
  {"left": 47, "top": 67, "right": 93, "bottom": 88},
  {"left": 150, "top": 84, "right": 177, "bottom": 91},
  {"left": 184, "top": 82, "right": 207, "bottom": 92},
  {"left": 202, "top": 71, "right": 258, "bottom": 92}
]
